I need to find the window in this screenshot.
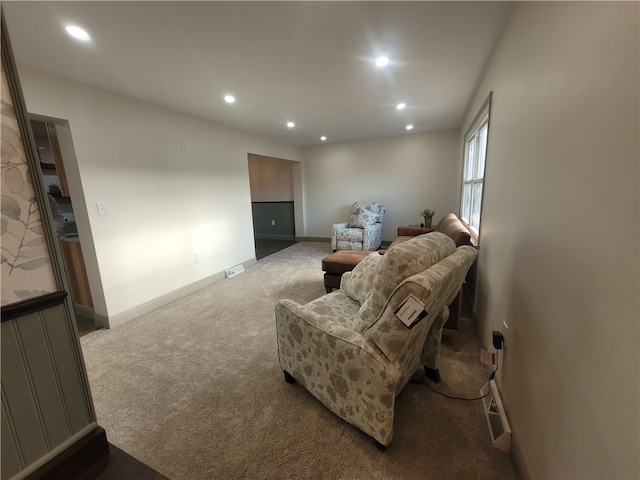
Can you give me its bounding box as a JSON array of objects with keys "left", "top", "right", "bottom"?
[{"left": 461, "top": 93, "right": 491, "bottom": 241}]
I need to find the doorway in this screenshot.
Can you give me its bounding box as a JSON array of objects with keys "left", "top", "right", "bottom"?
[
  {"left": 247, "top": 153, "right": 297, "bottom": 259},
  {"left": 29, "top": 114, "right": 99, "bottom": 336}
]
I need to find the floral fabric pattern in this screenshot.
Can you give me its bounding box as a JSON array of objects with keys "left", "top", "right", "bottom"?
[
  {"left": 340, "top": 252, "right": 382, "bottom": 306},
  {"left": 275, "top": 240, "right": 479, "bottom": 446},
  {"left": 331, "top": 202, "right": 384, "bottom": 251},
  {"left": 353, "top": 232, "right": 455, "bottom": 332},
  {"left": 348, "top": 209, "right": 377, "bottom": 228},
  {"left": 365, "top": 246, "right": 478, "bottom": 364},
  {"left": 276, "top": 293, "right": 397, "bottom": 446}
]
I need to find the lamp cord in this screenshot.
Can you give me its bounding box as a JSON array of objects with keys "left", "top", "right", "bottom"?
[{"left": 411, "top": 351, "right": 499, "bottom": 401}]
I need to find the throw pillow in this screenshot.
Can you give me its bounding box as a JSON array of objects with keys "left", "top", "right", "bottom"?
[
  {"left": 348, "top": 209, "right": 377, "bottom": 228},
  {"left": 341, "top": 252, "right": 382, "bottom": 304}
]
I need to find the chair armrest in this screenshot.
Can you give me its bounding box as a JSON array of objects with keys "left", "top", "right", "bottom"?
[
  {"left": 275, "top": 299, "right": 388, "bottom": 365},
  {"left": 331, "top": 222, "right": 349, "bottom": 250},
  {"left": 275, "top": 298, "right": 398, "bottom": 445},
  {"left": 362, "top": 222, "right": 383, "bottom": 250},
  {"left": 332, "top": 222, "right": 348, "bottom": 232}
]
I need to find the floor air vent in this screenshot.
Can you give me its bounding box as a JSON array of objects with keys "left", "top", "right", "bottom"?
[
  {"left": 481, "top": 379, "right": 511, "bottom": 452},
  {"left": 225, "top": 264, "right": 245, "bottom": 278}
]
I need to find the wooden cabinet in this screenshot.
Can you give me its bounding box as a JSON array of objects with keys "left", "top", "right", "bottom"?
[
  {"left": 59, "top": 239, "right": 93, "bottom": 308},
  {"left": 30, "top": 118, "right": 70, "bottom": 197}
]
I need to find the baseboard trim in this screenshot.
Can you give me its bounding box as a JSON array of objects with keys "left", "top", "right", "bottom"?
[
  {"left": 487, "top": 376, "right": 528, "bottom": 480},
  {"left": 102, "top": 258, "right": 257, "bottom": 329},
  {"left": 255, "top": 234, "right": 295, "bottom": 240},
  {"left": 509, "top": 428, "right": 530, "bottom": 480},
  {"left": 22, "top": 423, "right": 106, "bottom": 480}
]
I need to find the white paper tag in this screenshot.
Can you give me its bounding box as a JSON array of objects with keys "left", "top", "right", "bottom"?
[{"left": 395, "top": 294, "right": 428, "bottom": 328}]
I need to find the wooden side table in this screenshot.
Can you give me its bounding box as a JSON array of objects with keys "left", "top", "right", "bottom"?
[{"left": 442, "top": 287, "right": 463, "bottom": 352}]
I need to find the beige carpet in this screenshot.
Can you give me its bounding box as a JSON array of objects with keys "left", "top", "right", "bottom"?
[{"left": 80, "top": 242, "right": 516, "bottom": 480}]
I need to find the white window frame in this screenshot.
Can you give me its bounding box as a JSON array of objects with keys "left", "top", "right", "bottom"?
[{"left": 460, "top": 93, "right": 491, "bottom": 244}]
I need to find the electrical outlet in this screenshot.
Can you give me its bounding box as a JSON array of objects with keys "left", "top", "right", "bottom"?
[
  {"left": 194, "top": 252, "right": 201, "bottom": 262},
  {"left": 271, "top": 220, "right": 276, "bottom": 226},
  {"left": 96, "top": 202, "right": 108, "bottom": 216}
]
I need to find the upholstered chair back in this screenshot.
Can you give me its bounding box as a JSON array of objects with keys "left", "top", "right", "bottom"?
[
  {"left": 342, "top": 232, "right": 477, "bottom": 371},
  {"left": 365, "top": 246, "right": 478, "bottom": 372},
  {"left": 351, "top": 232, "right": 455, "bottom": 332},
  {"left": 348, "top": 201, "right": 385, "bottom": 227}
]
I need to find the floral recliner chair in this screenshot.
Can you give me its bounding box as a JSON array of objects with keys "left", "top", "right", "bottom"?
[
  {"left": 331, "top": 201, "right": 385, "bottom": 251},
  {"left": 275, "top": 232, "right": 478, "bottom": 447}
]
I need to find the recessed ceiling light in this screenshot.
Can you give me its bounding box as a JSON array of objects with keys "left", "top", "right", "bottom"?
[
  {"left": 286, "top": 121, "right": 295, "bottom": 128},
  {"left": 320, "top": 136, "right": 327, "bottom": 141},
  {"left": 396, "top": 103, "right": 406, "bottom": 110},
  {"left": 406, "top": 125, "right": 414, "bottom": 131},
  {"left": 224, "top": 95, "right": 235, "bottom": 104},
  {"left": 375, "top": 56, "right": 389, "bottom": 68},
  {"left": 65, "top": 25, "right": 91, "bottom": 42}
]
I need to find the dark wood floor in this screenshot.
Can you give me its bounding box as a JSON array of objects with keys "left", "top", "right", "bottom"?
[
  {"left": 27, "top": 426, "right": 166, "bottom": 480},
  {"left": 78, "top": 443, "right": 168, "bottom": 480},
  {"left": 255, "top": 238, "right": 297, "bottom": 260},
  {"left": 76, "top": 313, "right": 101, "bottom": 337}
]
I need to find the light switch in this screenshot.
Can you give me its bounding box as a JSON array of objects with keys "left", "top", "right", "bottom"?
[{"left": 96, "top": 202, "right": 108, "bottom": 216}]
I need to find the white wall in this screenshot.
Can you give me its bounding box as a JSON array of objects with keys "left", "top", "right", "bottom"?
[
  {"left": 463, "top": 2, "right": 639, "bottom": 478},
  {"left": 301, "top": 130, "right": 461, "bottom": 242},
  {"left": 19, "top": 68, "right": 301, "bottom": 326}
]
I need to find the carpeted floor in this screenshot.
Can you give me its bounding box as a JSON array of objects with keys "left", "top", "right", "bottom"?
[{"left": 80, "top": 242, "right": 516, "bottom": 480}]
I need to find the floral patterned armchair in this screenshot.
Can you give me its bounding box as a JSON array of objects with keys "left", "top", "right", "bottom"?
[
  {"left": 275, "top": 232, "right": 478, "bottom": 447},
  {"left": 331, "top": 201, "right": 385, "bottom": 251}
]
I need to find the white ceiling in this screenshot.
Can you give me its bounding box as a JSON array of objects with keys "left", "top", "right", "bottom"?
[{"left": 3, "top": 1, "right": 514, "bottom": 146}]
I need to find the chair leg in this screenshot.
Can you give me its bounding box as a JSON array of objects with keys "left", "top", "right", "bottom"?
[
  {"left": 424, "top": 366, "right": 442, "bottom": 384},
  {"left": 283, "top": 371, "right": 296, "bottom": 384}
]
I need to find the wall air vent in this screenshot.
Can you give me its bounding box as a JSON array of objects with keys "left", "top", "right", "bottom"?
[
  {"left": 225, "top": 264, "right": 245, "bottom": 278},
  {"left": 481, "top": 379, "right": 511, "bottom": 452}
]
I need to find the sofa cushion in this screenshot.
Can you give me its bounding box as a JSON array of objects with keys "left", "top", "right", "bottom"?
[
  {"left": 436, "top": 213, "right": 471, "bottom": 246},
  {"left": 352, "top": 232, "right": 456, "bottom": 332},
  {"left": 341, "top": 252, "right": 383, "bottom": 304}
]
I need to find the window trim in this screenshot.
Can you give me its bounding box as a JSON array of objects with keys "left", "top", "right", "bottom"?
[{"left": 460, "top": 92, "right": 492, "bottom": 245}]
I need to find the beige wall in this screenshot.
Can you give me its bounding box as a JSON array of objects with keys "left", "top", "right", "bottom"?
[
  {"left": 248, "top": 153, "right": 295, "bottom": 202},
  {"left": 301, "top": 130, "right": 461, "bottom": 242},
  {"left": 463, "top": 2, "right": 639, "bottom": 478},
  {"left": 18, "top": 67, "right": 302, "bottom": 326}
]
